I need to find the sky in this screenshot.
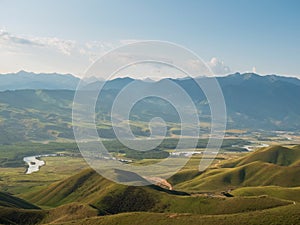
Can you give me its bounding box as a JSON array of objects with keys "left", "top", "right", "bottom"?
[{"left": 0, "top": 0, "right": 300, "bottom": 78}]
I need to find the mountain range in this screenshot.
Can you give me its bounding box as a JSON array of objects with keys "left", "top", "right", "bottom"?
[
  {"left": 0, "top": 71, "right": 299, "bottom": 143},
  {"left": 1, "top": 71, "right": 300, "bottom": 91},
  {"left": 0, "top": 71, "right": 80, "bottom": 91}
]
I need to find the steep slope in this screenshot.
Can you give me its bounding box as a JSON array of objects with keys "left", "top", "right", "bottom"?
[
  {"left": 222, "top": 145, "right": 300, "bottom": 167},
  {"left": 0, "top": 192, "right": 43, "bottom": 225},
  {"left": 174, "top": 145, "right": 300, "bottom": 192},
  {"left": 175, "top": 161, "right": 300, "bottom": 192},
  {"left": 0, "top": 203, "right": 99, "bottom": 225},
  {"left": 0, "top": 207, "right": 45, "bottom": 225},
  {"left": 25, "top": 168, "right": 188, "bottom": 210},
  {"left": 24, "top": 168, "right": 290, "bottom": 216},
  {"left": 0, "top": 191, "right": 40, "bottom": 209}
]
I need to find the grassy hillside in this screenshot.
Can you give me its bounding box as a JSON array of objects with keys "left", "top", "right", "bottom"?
[
  {"left": 41, "top": 203, "right": 99, "bottom": 224},
  {"left": 0, "top": 207, "right": 45, "bottom": 225},
  {"left": 24, "top": 168, "right": 291, "bottom": 216},
  {"left": 231, "top": 186, "right": 300, "bottom": 202},
  {"left": 0, "top": 191, "right": 40, "bottom": 209},
  {"left": 1, "top": 145, "right": 299, "bottom": 224},
  {"left": 175, "top": 161, "right": 300, "bottom": 192},
  {"left": 173, "top": 145, "right": 300, "bottom": 192},
  {"left": 25, "top": 169, "right": 125, "bottom": 208},
  {"left": 222, "top": 145, "right": 300, "bottom": 167},
  {"left": 0, "top": 191, "right": 45, "bottom": 224},
  {"left": 0, "top": 196, "right": 296, "bottom": 225},
  {"left": 46, "top": 203, "right": 300, "bottom": 225},
  {"left": 0, "top": 203, "right": 99, "bottom": 225}
]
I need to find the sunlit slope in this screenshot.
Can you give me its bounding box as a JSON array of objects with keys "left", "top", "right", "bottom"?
[
  {"left": 46, "top": 203, "right": 300, "bottom": 225},
  {"left": 25, "top": 168, "right": 188, "bottom": 210},
  {"left": 222, "top": 145, "right": 300, "bottom": 167},
  {"left": 174, "top": 145, "right": 300, "bottom": 192},
  {"left": 24, "top": 168, "right": 290, "bottom": 215},
  {"left": 231, "top": 186, "right": 300, "bottom": 202}
]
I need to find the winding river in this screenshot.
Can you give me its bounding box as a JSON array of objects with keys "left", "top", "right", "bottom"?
[{"left": 23, "top": 154, "right": 56, "bottom": 174}]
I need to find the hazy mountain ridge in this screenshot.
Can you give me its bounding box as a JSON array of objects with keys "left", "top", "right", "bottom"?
[
  {"left": 0, "top": 70, "right": 80, "bottom": 90},
  {"left": 1, "top": 71, "right": 300, "bottom": 91},
  {"left": 0, "top": 71, "right": 299, "bottom": 141}
]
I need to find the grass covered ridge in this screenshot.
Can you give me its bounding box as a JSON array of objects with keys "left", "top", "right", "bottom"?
[
  {"left": 24, "top": 168, "right": 291, "bottom": 216},
  {"left": 0, "top": 191, "right": 40, "bottom": 209},
  {"left": 173, "top": 145, "right": 300, "bottom": 192},
  {"left": 46, "top": 203, "right": 300, "bottom": 225}
]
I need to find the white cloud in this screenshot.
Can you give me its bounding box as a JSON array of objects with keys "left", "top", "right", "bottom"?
[
  {"left": 40, "top": 37, "right": 76, "bottom": 55},
  {"left": 0, "top": 30, "right": 40, "bottom": 46},
  {"left": 0, "top": 30, "right": 117, "bottom": 76},
  {"left": 0, "top": 30, "right": 233, "bottom": 78},
  {"left": 207, "top": 57, "right": 231, "bottom": 75},
  {"left": 0, "top": 30, "right": 76, "bottom": 55}
]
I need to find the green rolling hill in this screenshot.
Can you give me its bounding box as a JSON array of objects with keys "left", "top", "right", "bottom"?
[
  {"left": 0, "top": 191, "right": 40, "bottom": 209},
  {"left": 0, "top": 202, "right": 98, "bottom": 225},
  {"left": 1, "top": 145, "right": 300, "bottom": 224},
  {"left": 231, "top": 186, "right": 300, "bottom": 202},
  {"left": 23, "top": 168, "right": 291, "bottom": 216},
  {"left": 47, "top": 204, "right": 300, "bottom": 225},
  {"left": 0, "top": 191, "right": 99, "bottom": 225},
  {"left": 0, "top": 207, "right": 45, "bottom": 225},
  {"left": 222, "top": 145, "right": 300, "bottom": 167},
  {"left": 173, "top": 145, "right": 300, "bottom": 192},
  {"left": 0, "top": 191, "right": 44, "bottom": 225}
]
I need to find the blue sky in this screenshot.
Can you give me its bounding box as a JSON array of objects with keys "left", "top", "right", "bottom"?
[{"left": 0, "top": 0, "right": 300, "bottom": 77}]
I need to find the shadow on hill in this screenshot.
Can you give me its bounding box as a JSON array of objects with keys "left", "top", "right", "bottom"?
[
  {"left": 174, "top": 145, "right": 300, "bottom": 192},
  {"left": 0, "top": 191, "right": 40, "bottom": 209}
]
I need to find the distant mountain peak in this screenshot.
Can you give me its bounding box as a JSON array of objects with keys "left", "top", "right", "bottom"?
[
  {"left": 112, "top": 76, "right": 134, "bottom": 81},
  {"left": 243, "top": 72, "right": 260, "bottom": 79},
  {"left": 0, "top": 71, "right": 80, "bottom": 91},
  {"left": 142, "top": 77, "right": 155, "bottom": 83},
  {"left": 17, "top": 70, "right": 28, "bottom": 74}
]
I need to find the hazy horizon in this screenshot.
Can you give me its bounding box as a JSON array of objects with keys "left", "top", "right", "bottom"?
[
  {"left": 1, "top": 69, "right": 300, "bottom": 81},
  {"left": 1, "top": 0, "right": 300, "bottom": 78}
]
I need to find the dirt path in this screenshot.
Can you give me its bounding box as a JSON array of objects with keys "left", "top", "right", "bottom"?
[{"left": 146, "top": 177, "right": 173, "bottom": 190}]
